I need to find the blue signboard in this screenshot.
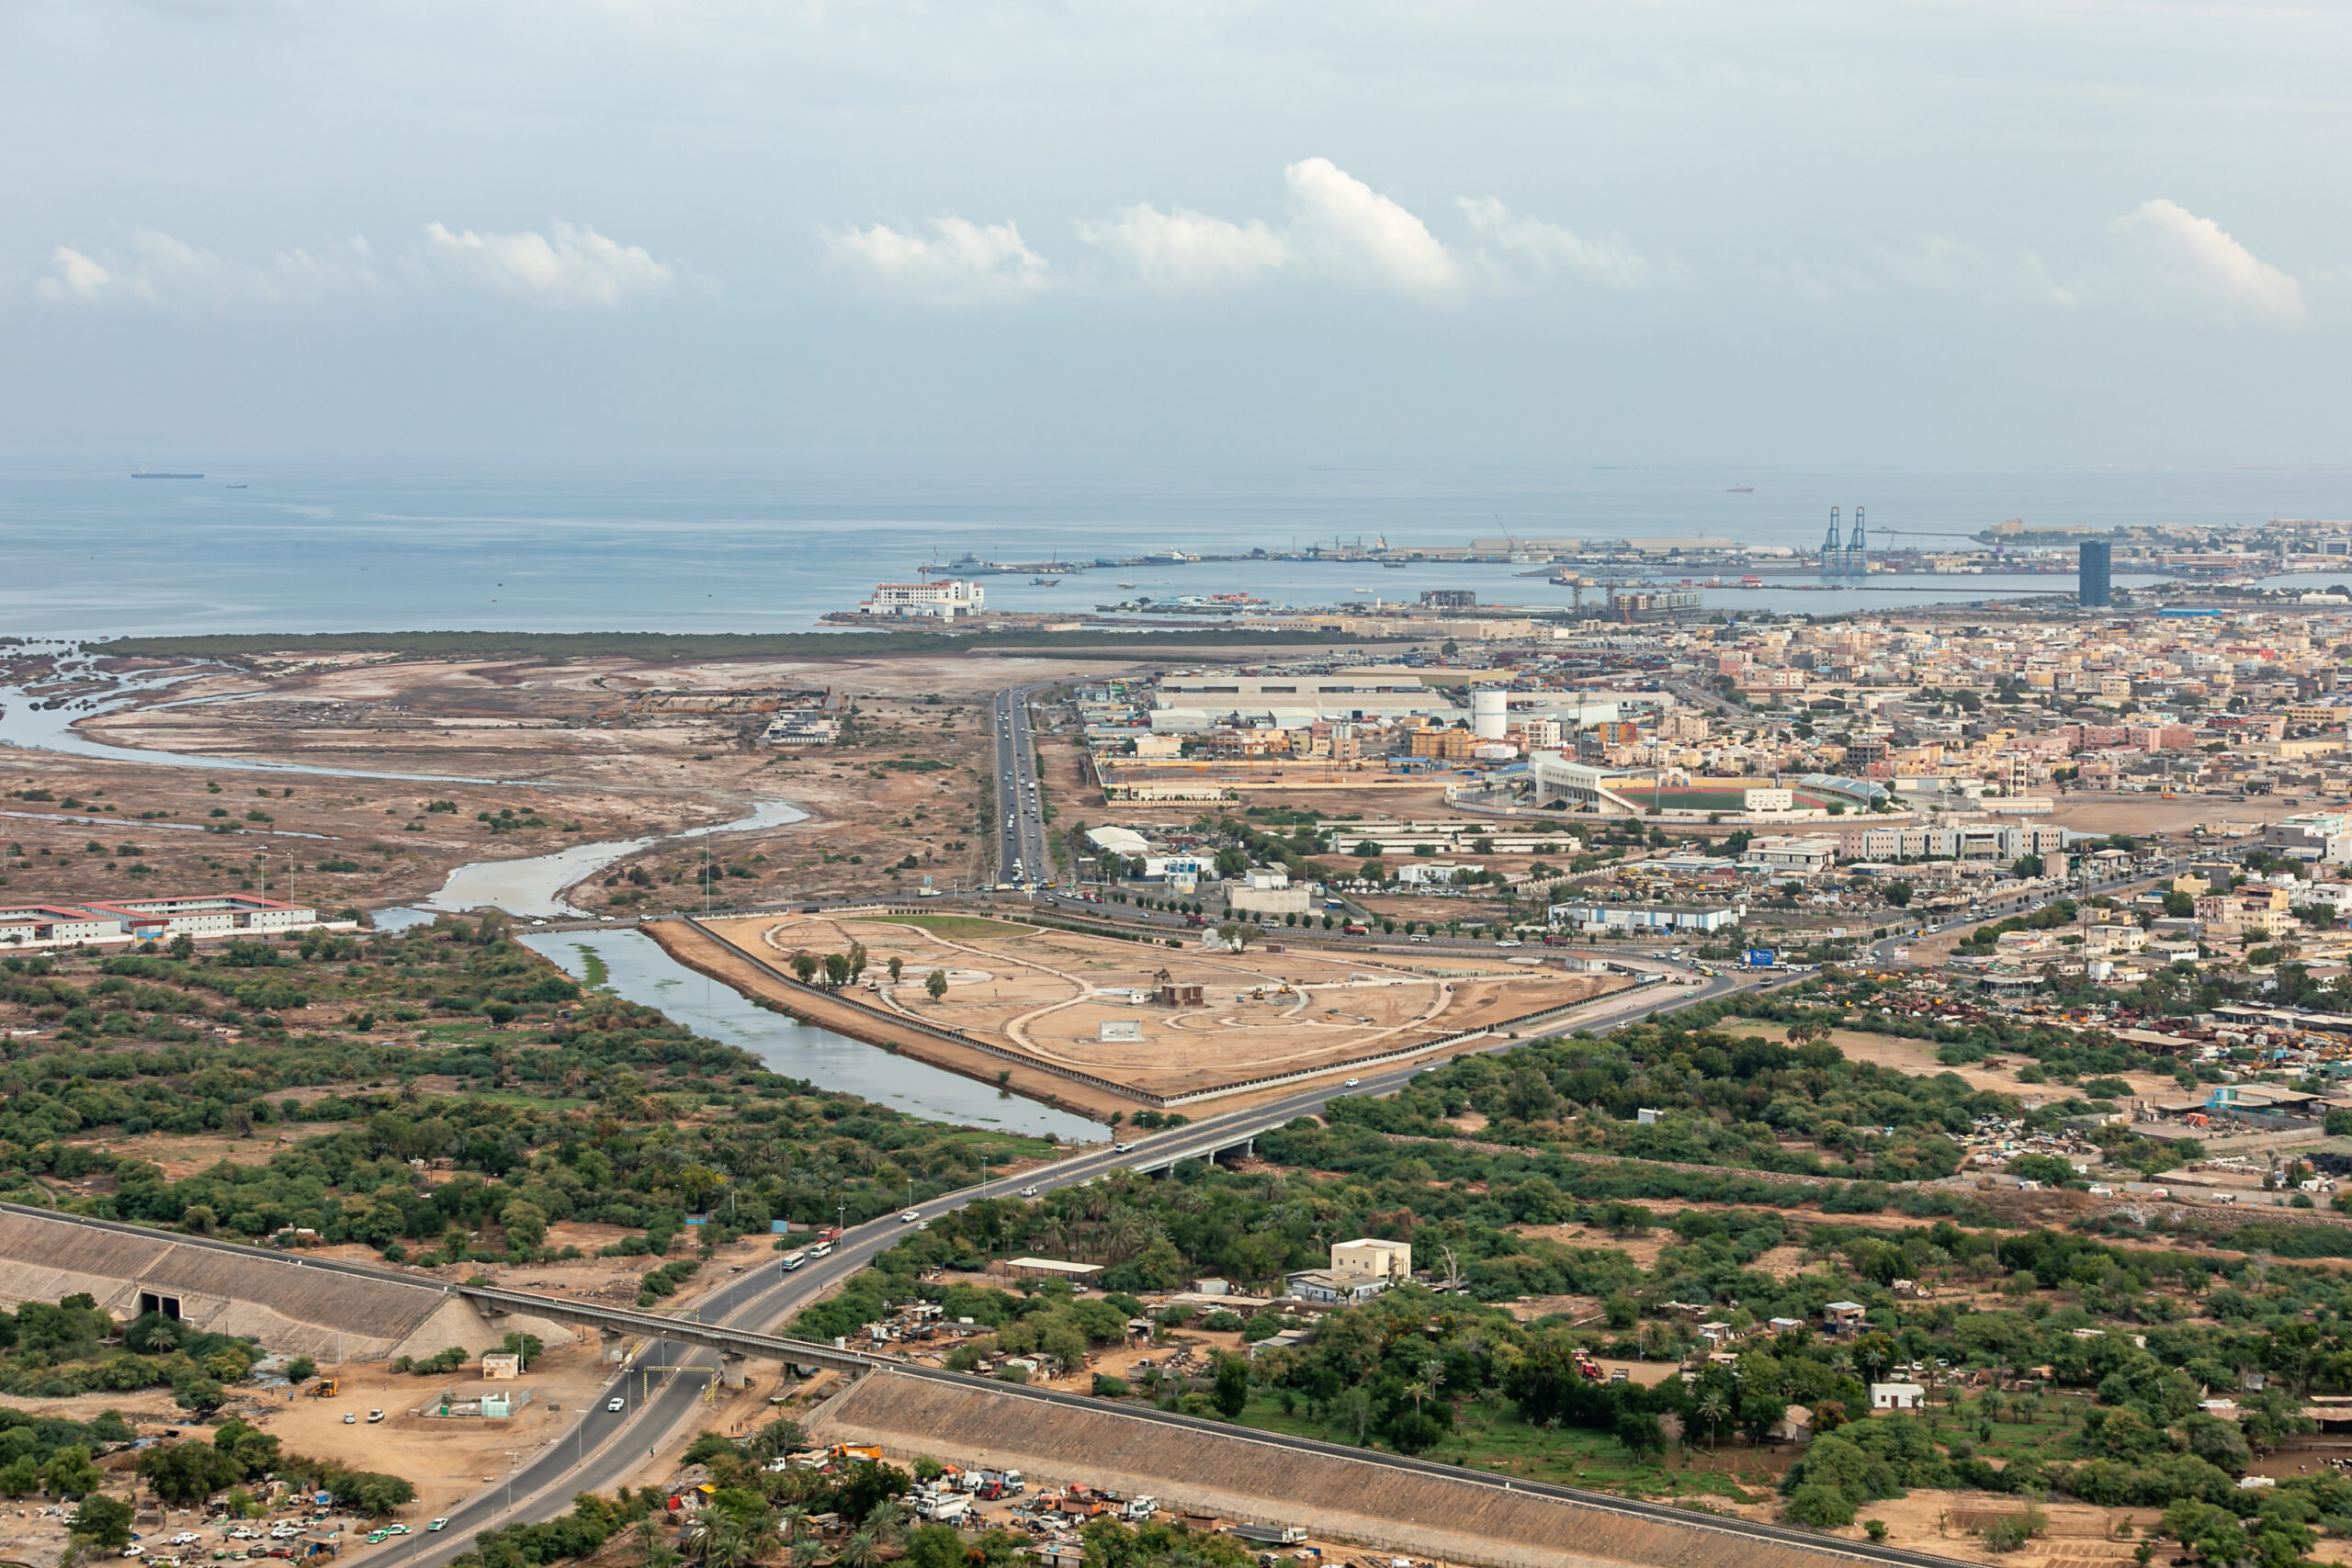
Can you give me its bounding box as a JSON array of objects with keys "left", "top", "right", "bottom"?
[{"left": 1744, "top": 949, "right": 1778, "bottom": 968}]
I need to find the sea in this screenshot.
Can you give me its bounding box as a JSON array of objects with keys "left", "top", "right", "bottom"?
[{"left": 6, "top": 459, "right": 2352, "bottom": 639}]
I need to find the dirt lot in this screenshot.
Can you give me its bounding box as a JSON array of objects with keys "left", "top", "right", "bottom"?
[
  {"left": 2048, "top": 791, "right": 2312, "bottom": 839},
  {"left": 701, "top": 910, "right": 1628, "bottom": 1101},
  {"left": 1713, "top": 1018, "right": 2188, "bottom": 1103}
]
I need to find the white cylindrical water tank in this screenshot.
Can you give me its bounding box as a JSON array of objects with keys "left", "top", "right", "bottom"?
[{"left": 1471, "top": 689, "right": 1509, "bottom": 739}]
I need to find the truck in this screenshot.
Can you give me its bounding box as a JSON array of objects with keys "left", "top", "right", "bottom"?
[
  {"left": 917, "top": 1495, "right": 971, "bottom": 1524},
  {"left": 1231, "top": 1525, "right": 1308, "bottom": 1547},
  {"left": 1122, "top": 1496, "right": 1159, "bottom": 1523}
]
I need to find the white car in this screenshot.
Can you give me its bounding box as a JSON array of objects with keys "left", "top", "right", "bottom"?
[
  {"left": 607, "top": 1396, "right": 627, "bottom": 1412},
  {"left": 1495, "top": 939, "right": 1522, "bottom": 948},
  {"left": 899, "top": 1209, "right": 922, "bottom": 1223},
  {"left": 1342, "top": 1077, "right": 1361, "bottom": 1088},
  {"left": 1018, "top": 1185, "right": 1039, "bottom": 1198}
]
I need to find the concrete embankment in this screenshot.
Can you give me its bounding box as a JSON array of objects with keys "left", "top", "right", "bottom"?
[
  {"left": 640, "top": 918, "right": 1127, "bottom": 1121},
  {"left": 807, "top": 1371, "right": 1873, "bottom": 1568}
]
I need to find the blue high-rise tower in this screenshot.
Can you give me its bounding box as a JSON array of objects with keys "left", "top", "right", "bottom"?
[{"left": 2079, "top": 540, "right": 2112, "bottom": 607}]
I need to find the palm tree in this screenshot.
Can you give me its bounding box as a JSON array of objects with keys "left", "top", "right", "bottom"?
[
  {"left": 833, "top": 1529, "right": 882, "bottom": 1568},
  {"left": 864, "top": 1502, "right": 908, "bottom": 1546},
  {"left": 1407, "top": 1356, "right": 1442, "bottom": 1413},
  {"left": 1694, "top": 1387, "right": 1729, "bottom": 1453}
]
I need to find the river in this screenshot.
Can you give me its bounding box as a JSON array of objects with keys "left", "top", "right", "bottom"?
[
  {"left": 522, "top": 928, "right": 1102, "bottom": 1139},
  {"left": 396, "top": 799, "right": 810, "bottom": 921}
]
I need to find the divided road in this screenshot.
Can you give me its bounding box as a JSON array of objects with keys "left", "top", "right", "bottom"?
[{"left": 993, "top": 685, "right": 1052, "bottom": 886}]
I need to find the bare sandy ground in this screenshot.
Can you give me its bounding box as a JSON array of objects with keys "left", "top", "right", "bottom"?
[{"left": 716, "top": 911, "right": 1624, "bottom": 1099}]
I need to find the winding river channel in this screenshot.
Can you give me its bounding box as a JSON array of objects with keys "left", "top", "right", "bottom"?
[{"left": 2, "top": 663, "right": 1099, "bottom": 1135}]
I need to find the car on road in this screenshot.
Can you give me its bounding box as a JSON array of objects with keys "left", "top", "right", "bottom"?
[
  {"left": 1113, "top": 1141, "right": 1135, "bottom": 1153},
  {"left": 1342, "top": 1077, "right": 1361, "bottom": 1088},
  {"left": 607, "top": 1396, "right": 627, "bottom": 1412},
  {"left": 1495, "top": 939, "right": 1522, "bottom": 948},
  {"left": 899, "top": 1209, "right": 922, "bottom": 1223},
  {"left": 1018, "top": 1185, "right": 1039, "bottom": 1198},
  {"left": 1408, "top": 933, "right": 1430, "bottom": 942},
  {"left": 380, "top": 1527, "right": 410, "bottom": 1538},
  {"left": 426, "top": 1521, "right": 449, "bottom": 1534}
]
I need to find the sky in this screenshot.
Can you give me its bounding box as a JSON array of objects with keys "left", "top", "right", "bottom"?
[{"left": 4, "top": 0, "right": 2350, "bottom": 466}]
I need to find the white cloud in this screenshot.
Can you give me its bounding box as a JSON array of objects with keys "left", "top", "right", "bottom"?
[
  {"left": 421, "top": 220, "right": 678, "bottom": 309},
  {"left": 1075, "top": 204, "right": 1288, "bottom": 288},
  {"left": 824, "top": 216, "right": 1048, "bottom": 302},
  {"left": 34, "top": 230, "right": 376, "bottom": 306},
  {"left": 1458, "top": 197, "right": 1651, "bottom": 289},
  {"left": 39, "top": 246, "right": 118, "bottom": 303},
  {"left": 1282, "top": 157, "right": 1457, "bottom": 293},
  {"left": 1878, "top": 235, "right": 2077, "bottom": 309},
  {"left": 2110, "top": 198, "right": 2301, "bottom": 321}
]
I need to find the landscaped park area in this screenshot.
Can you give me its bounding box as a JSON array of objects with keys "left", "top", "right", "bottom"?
[{"left": 679, "top": 911, "right": 1634, "bottom": 1106}]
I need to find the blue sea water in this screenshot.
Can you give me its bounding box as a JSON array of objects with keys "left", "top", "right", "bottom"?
[{"left": 4, "top": 460, "right": 2346, "bottom": 638}]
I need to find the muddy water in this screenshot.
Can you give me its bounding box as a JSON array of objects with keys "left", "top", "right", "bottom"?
[
  {"left": 525, "top": 928, "right": 1101, "bottom": 1138},
  {"left": 403, "top": 800, "right": 808, "bottom": 920}
]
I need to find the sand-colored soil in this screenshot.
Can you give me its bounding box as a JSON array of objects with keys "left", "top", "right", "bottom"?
[
  {"left": 703, "top": 911, "right": 1628, "bottom": 1102},
  {"left": 1717, "top": 1019, "right": 2183, "bottom": 1104},
  {"left": 2048, "top": 792, "right": 2312, "bottom": 839},
  {"left": 0, "top": 649, "right": 1147, "bottom": 922}
]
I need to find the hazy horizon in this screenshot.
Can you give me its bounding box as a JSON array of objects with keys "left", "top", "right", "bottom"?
[{"left": 7, "top": 2, "right": 2351, "bottom": 467}]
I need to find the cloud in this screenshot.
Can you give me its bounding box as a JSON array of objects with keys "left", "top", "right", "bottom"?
[
  {"left": 1877, "top": 235, "right": 2077, "bottom": 309},
  {"left": 34, "top": 230, "right": 377, "bottom": 306},
  {"left": 1075, "top": 204, "right": 1288, "bottom": 288},
  {"left": 421, "top": 220, "right": 678, "bottom": 309},
  {"left": 2110, "top": 198, "right": 2301, "bottom": 321},
  {"left": 1282, "top": 157, "right": 1457, "bottom": 292},
  {"left": 39, "top": 247, "right": 117, "bottom": 303},
  {"left": 1458, "top": 197, "right": 1652, "bottom": 289},
  {"left": 824, "top": 216, "right": 1048, "bottom": 302}
]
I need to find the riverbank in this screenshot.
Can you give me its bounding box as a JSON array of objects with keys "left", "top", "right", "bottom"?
[
  {"left": 523, "top": 928, "right": 1102, "bottom": 1138},
  {"left": 640, "top": 917, "right": 1131, "bottom": 1123}
]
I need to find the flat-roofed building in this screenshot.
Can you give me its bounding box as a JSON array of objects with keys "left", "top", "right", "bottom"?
[
  {"left": 84, "top": 896, "right": 318, "bottom": 937},
  {"left": 994, "top": 1257, "right": 1105, "bottom": 1282},
  {"left": 0, "top": 905, "right": 125, "bottom": 947},
  {"left": 1330, "top": 1238, "right": 1413, "bottom": 1280}
]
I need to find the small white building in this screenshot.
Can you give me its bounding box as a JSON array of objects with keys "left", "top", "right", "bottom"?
[
  {"left": 1870, "top": 1382, "right": 1926, "bottom": 1411},
  {"left": 1285, "top": 1269, "right": 1391, "bottom": 1305},
  {"left": 1743, "top": 787, "right": 1794, "bottom": 812}
]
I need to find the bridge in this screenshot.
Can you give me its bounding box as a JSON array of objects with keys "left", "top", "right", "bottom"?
[{"left": 453, "top": 1283, "right": 876, "bottom": 1384}]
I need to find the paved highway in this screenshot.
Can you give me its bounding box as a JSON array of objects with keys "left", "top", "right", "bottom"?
[
  {"left": 358, "top": 960, "right": 1747, "bottom": 1568},
  {"left": 993, "top": 684, "right": 1052, "bottom": 886}
]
